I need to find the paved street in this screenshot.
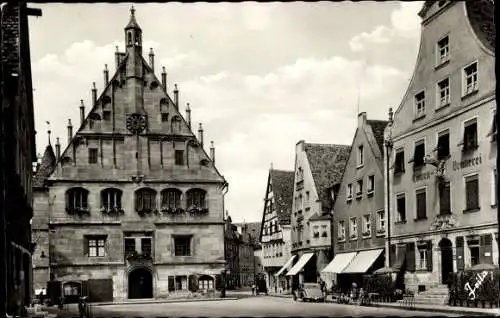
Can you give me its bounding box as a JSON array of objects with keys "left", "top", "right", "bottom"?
[{"left": 70, "top": 296, "right": 459, "bottom": 317}]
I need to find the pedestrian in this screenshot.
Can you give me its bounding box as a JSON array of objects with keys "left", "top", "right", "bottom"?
[{"left": 251, "top": 283, "right": 255, "bottom": 296}]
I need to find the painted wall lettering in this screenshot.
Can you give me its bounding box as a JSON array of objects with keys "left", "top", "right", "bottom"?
[{"left": 452, "top": 155, "right": 482, "bottom": 171}]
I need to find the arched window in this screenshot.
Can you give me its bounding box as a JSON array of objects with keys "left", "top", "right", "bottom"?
[
  {"left": 198, "top": 275, "right": 214, "bottom": 290},
  {"left": 88, "top": 113, "right": 101, "bottom": 129},
  {"left": 101, "top": 188, "right": 122, "bottom": 211},
  {"left": 66, "top": 187, "right": 89, "bottom": 214},
  {"left": 135, "top": 33, "right": 141, "bottom": 46},
  {"left": 186, "top": 189, "right": 206, "bottom": 209},
  {"left": 171, "top": 116, "right": 181, "bottom": 133},
  {"left": 127, "top": 32, "right": 132, "bottom": 45},
  {"left": 135, "top": 188, "right": 157, "bottom": 213},
  {"left": 161, "top": 188, "right": 182, "bottom": 209}
]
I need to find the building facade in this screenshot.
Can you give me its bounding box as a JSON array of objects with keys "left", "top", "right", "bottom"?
[
  {"left": 326, "top": 113, "right": 388, "bottom": 289},
  {"left": 288, "top": 141, "right": 350, "bottom": 286},
  {"left": 1, "top": 2, "right": 41, "bottom": 314},
  {"left": 32, "top": 8, "right": 227, "bottom": 302},
  {"left": 223, "top": 216, "right": 240, "bottom": 289},
  {"left": 385, "top": 0, "right": 496, "bottom": 293},
  {"left": 259, "top": 168, "right": 294, "bottom": 293},
  {"left": 235, "top": 222, "right": 260, "bottom": 288}
]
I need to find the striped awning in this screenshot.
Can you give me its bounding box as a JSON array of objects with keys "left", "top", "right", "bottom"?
[
  {"left": 321, "top": 252, "right": 357, "bottom": 273},
  {"left": 286, "top": 253, "right": 315, "bottom": 276},
  {"left": 342, "top": 249, "right": 384, "bottom": 274},
  {"left": 275, "top": 255, "right": 297, "bottom": 277}
]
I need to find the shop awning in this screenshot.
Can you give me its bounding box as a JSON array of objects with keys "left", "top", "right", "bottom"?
[
  {"left": 275, "top": 255, "right": 297, "bottom": 277},
  {"left": 285, "top": 253, "right": 315, "bottom": 276},
  {"left": 341, "top": 249, "right": 384, "bottom": 274},
  {"left": 321, "top": 252, "right": 358, "bottom": 273}
]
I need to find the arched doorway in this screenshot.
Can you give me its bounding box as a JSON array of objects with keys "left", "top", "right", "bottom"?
[
  {"left": 439, "top": 238, "right": 453, "bottom": 285},
  {"left": 128, "top": 268, "right": 153, "bottom": 299}
]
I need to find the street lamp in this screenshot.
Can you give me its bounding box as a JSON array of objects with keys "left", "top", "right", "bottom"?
[{"left": 385, "top": 108, "right": 394, "bottom": 267}]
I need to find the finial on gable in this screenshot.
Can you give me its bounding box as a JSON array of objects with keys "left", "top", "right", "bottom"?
[
  {"left": 388, "top": 107, "right": 393, "bottom": 123},
  {"left": 198, "top": 123, "right": 204, "bottom": 148},
  {"left": 270, "top": 162, "right": 273, "bottom": 170},
  {"left": 130, "top": 5, "right": 135, "bottom": 17},
  {"left": 186, "top": 103, "right": 192, "bottom": 129}
]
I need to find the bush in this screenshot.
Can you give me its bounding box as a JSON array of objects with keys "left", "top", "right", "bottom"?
[{"left": 365, "top": 274, "right": 394, "bottom": 301}]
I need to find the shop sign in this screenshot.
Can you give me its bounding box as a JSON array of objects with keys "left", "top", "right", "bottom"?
[
  {"left": 452, "top": 154, "right": 482, "bottom": 171},
  {"left": 464, "top": 270, "right": 493, "bottom": 300}
]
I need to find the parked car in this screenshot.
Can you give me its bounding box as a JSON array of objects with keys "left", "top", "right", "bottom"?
[{"left": 294, "top": 283, "right": 325, "bottom": 302}]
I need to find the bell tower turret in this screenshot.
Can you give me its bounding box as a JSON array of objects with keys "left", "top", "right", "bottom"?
[{"left": 125, "top": 5, "right": 142, "bottom": 54}]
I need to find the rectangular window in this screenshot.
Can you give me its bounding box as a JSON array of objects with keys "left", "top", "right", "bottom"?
[
  {"left": 437, "top": 131, "right": 450, "bottom": 160},
  {"left": 356, "top": 180, "right": 363, "bottom": 196},
  {"left": 470, "top": 245, "right": 480, "bottom": 266},
  {"left": 413, "top": 140, "right": 425, "bottom": 169},
  {"left": 437, "top": 78, "right": 450, "bottom": 107},
  {"left": 346, "top": 184, "right": 353, "bottom": 200},
  {"left": 418, "top": 248, "right": 427, "bottom": 270},
  {"left": 396, "top": 194, "right": 406, "bottom": 222},
  {"left": 438, "top": 181, "right": 451, "bottom": 215},
  {"left": 394, "top": 149, "right": 405, "bottom": 174},
  {"left": 161, "top": 113, "right": 169, "bottom": 122},
  {"left": 437, "top": 36, "right": 449, "bottom": 65},
  {"left": 88, "top": 148, "right": 98, "bottom": 164},
  {"left": 88, "top": 236, "right": 105, "bottom": 257},
  {"left": 125, "top": 238, "right": 136, "bottom": 255},
  {"left": 349, "top": 217, "right": 357, "bottom": 239},
  {"left": 415, "top": 91, "right": 425, "bottom": 117},
  {"left": 175, "top": 150, "right": 184, "bottom": 165},
  {"left": 462, "top": 119, "right": 478, "bottom": 151},
  {"left": 174, "top": 236, "right": 192, "bottom": 256},
  {"left": 362, "top": 214, "right": 371, "bottom": 236},
  {"left": 416, "top": 188, "right": 427, "bottom": 220},
  {"left": 376, "top": 210, "right": 385, "bottom": 233},
  {"left": 141, "top": 238, "right": 152, "bottom": 256},
  {"left": 357, "top": 145, "right": 364, "bottom": 166},
  {"left": 338, "top": 220, "right": 345, "bottom": 240},
  {"left": 463, "top": 61, "right": 478, "bottom": 95},
  {"left": 465, "top": 174, "right": 479, "bottom": 211},
  {"left": 103, "top": 111, "right": 111, "bottom": 121},
  {"left": 367, "top": 175, "right": 375, "bottom": 193}
]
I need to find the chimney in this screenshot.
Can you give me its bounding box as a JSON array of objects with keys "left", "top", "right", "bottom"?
[
  {"left": 198, "top": 123, "right": 204, "bottom": 147},
  {"left": 186, "top": 103, "right": 191, "bottom": 129},
  {"left": 79, "top": 100, "right": 85, "bottom": 126},
  {"left": 358, "top": 112, "right": 367, "bottom": 127},
  {"left": 149, "top": 48, "right": 155, "bottom": 72},
  {"left": 115, "top": 46, "right": 120, "bottom": 70},
  {"left": 388, "top": 107, "right": 394, "bottom": 123},
  {"left": 55, "top": 137, "right": 61, "bottom": 161},
  {"left": 210, "top": 141, "right": 215, "bottom": 163},
  {"left": 67, "top": 119, "right": 73, "bottom": 144},
  {"left": 161, "top": 67, "right": 167, "bottom": 91},
  {"left": 104, "top": 64, "right": 109, "bottom": 86},
  {"left": 92, "top": 82, "right": 97, "bottom": 105},
  {"left": 270, "top": 162, "right": 273, "bottom": 170},
  {"left": 173, "top": 84, "right": 179, "bottom": 110}
]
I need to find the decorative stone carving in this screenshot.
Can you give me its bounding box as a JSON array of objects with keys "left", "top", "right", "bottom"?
[
  {"left": 126, "top": 113, "right": 147, "bottom": 134},
  {"left": 430, "top": 213, "right": 457, "bottom": 231}
]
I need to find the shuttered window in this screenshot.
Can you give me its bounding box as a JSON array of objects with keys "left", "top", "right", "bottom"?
[
  {"left": 465, "top": 175, "right": 479, "bottom": 211},
  {"left": 416, "top": 188, "right": 427, "bottom": 220},
  {"left": 439, "top": 181, "right": 451, "bottom": 215},
  {"left": 426, "top": 241, "right": 433, "bottom": 272}
]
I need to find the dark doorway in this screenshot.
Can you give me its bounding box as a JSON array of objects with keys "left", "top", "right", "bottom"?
[
  {"left": 128, "top": 268, "right": 153, "bottom": 299},
  {"left": 439, "top": 238, "right": 453, "bottom": 285}
]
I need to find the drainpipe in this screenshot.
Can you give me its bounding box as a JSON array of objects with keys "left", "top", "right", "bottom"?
[
  {"left": 386, "top": 108, "right": 394, "bottom": 267},
  {"left": 221, "top": 181, "right": 229, "bottom": 297}
]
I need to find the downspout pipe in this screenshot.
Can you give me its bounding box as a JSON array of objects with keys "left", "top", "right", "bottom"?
[
  {"left": 386, "top": 140, "right": 392, "bottom": 267},
  {"left": 221, "top": 181, "right": 229, "bottom": 297}
]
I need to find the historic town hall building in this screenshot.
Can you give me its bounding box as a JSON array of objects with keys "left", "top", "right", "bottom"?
[{"left": 32, "top": 7, "right": 228, "bottom": 302}]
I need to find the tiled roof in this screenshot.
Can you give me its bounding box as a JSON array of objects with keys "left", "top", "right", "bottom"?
[
  {"left": 304, "top": 143, "right": 351, "bottom": 212},
  {"left": 270, "top": 169, "right": 294, "bottom": 226},
  {"left": 234, "top": 222, "right": 262, "bottom": 245},
  {"left": 466, "top": 0, "right": 495, "bottom": 53},
  {"left": 309, "top": 213, "right": 332, "bottom": 221},
  {"left": 367, "top": 120, "right": 389, "bottom": 153},
  {"left": 33, "top": 144, "right": 56, "bottom": 188}
]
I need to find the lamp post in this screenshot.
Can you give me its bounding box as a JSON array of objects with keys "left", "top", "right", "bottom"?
[{"left": 385, "top": 108, "right": 394, "bottom": 267}]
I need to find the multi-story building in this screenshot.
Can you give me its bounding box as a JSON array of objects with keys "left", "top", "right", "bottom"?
[
  {"left": 384, "top": 0, "right": 496, "bottom": 295},
  {"left": 235, "top": 222, "right": 261, "bottom": 287},
  {"left": 32, "top": 8, "right": 228, "bottom": 302},
  {"left": 259, "top": 168, "right": 294, "bottom": 293},
  {"left": 287, "top": 141, "right": 350, "bottom": 287},
  {"left": 223, "top": 216, "right": 240, "bottom": 289},
  {"left": 0, "top": 2, "right": 41, "bottom": 314},
  {"left": 325, "top": 113, "right": 388, "bottom": 290}
]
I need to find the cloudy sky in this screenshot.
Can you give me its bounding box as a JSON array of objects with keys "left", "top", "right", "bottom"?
[{"left": 29, "top": 2, "right": 423, "bottom": 223}]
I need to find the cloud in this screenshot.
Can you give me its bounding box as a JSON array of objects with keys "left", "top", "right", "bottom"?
[{"left": 349, "top": 2, "right": 422, "bottom": 52}]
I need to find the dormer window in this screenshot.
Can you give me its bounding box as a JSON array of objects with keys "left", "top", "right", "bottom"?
[
  {"left": 415, "top": 91, "right": 426, "bottom": 117},
  {"left": 346, "top": 184, "right": 353, "bottom": 201}
]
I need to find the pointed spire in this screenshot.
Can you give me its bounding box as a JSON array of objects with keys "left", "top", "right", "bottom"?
[
  {"left": 125, "top": 5, "right": 141, "bottom": 30},
  {"left": 186, "top": 103, "right": 191, "bottom": 129},
  {"left": 198, "top": 123, "right": 204, "bottom": 147},
  {"left": 79, "top": 100, "right": 85, "bottom": 126}
]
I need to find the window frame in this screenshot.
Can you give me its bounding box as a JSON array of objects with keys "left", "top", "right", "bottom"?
[
  {"left": 66, "top": 187, "right": 89, "bottom": 213},
  {"left": 367, "top": 175, "right": 375, "bottom": 194},
  {"left": 376, "top": 210, "right": 385, "bottom": 235},
  {"left": 394, "top": 148, "right": 405, "bottom": 174},
  {"left": 357, "top": 144, "right": 364, "bottom": 167},
  {"left": 462, "top": 60, "right": 478, "bottom": 97},
  {"left": 87, "top": 236, "right": 106, "bottom": 257},
  {"left": 436, "top": 128, "right": 450, "bottom": 161},
  {"left": 135, "top": 188, "right": 157, "bottom": 213},
  {"left": 417, "top": 247, "right": 428, "bottom": 271},
  {"left": 436, "top": 77, "right": 450, "bottom": 109},
  {"left": 414, "top": 186, "right": 428, "bottom": 220},
  {"left": 356, "top": 179, "right": 363, "bottom": 198},
  {"left": 338, "top": 220, "right": 346, "bottom": 241},
  {"left": 414, "top": 90, "right": 426, "bottom": 118},
  {"left": 186, "top": 188, "right": 207, "bottom": 209},
  {"left": 101, "top": 188, "right": 122, "bottom": 211},
  {"left": 412, "top": 138, "right": 426, "bottom": 169},
  {"left": 88, "top": 148, "right": 98, "bottom": 164},
  {"left": 438, "top": 180, "right": 452, "bottom": 215},
  {"left": 174, "top": 235, "right": 192, "bottom": 257},
  {"left": 161, "top": 188, "right": 182, "bottom": 209},
  {"left": 175, "top": 149, "right": 185, "bottom": 165},
  {"left": 362, "top": 214, "right": 371, "bottom": 237},
  {"left": 464, "top": 173, "right": 480, "bottom": 212},
  {"left": 346, "top": 183, "right": 353, "bottom": 201},
  {"left": 349, "top": 217, "right": 358, "bottom": 240},
  {"left": 436, "top": 34, "right": 450, "bottom": 66},
  {"left": 460, "top": 117, "right": 478, "bottom": 152},
  {"left": 395, "top": 192, "right": 407, "bottom": 223}
]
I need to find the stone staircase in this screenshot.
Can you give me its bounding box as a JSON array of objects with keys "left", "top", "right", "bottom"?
[{"left": 400, "top": 285, "right": 450, "bottom": 306}]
